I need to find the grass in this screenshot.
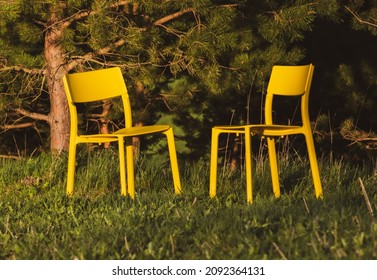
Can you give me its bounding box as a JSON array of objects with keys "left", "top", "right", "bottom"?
[{"left": 0, "top": 149, "right": 376, "bottom": 260}]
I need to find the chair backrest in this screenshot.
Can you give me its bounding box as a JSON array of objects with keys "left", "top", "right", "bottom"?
[
  {"left": 267, "top": 64, "right": 313, "bottom": 96},
  {"left": 63, "top": 67, "right": 128, "bottom": 103},
  {"left": 265, "top": 64, "right": 314, "bottom": 125},
  {"left": 63, "top": 67, "right": 133, "bottom": 132}
]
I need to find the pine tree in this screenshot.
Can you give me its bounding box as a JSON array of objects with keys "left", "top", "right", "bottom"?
[
  {"left": 293, "top": 0, "right": 377, "bottom": 161},
  {"left": 340, "top": 1, "right": 377, "bottom": 151},
  {"left": 0, "top": 0, "right": 243, "bottom": 154},
  {"left": 170, "top": 0, "right": 341, "bottom": 160},
  {"left": 0, "top": 0, "right": 340, "bottom": 156}
]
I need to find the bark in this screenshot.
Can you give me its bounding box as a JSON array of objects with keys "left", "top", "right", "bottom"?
[
  {"left": 230, "top": 136, "right": 241, "bottom": 171},
  {"left": 44, "top": 3, "right": 70, "bottom": 154},
  {"left": 132, "top": 81, "right": 145, "bottom": 156},
  {"left": 132, "top": 122, "right": 142, "bottom": 156}
]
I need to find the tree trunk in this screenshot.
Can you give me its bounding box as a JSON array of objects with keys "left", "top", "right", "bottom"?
[
  {"left": 44, "top": 3, "right": 70, "bottom": 154},
  {"left": 230, "top": 136, "right": 241, "bottom": 171},
  {"left": 47, "top": 72, "right": 70, "bottom": 153},
  {"left": 132, "top": 81, "right": 145, "bottom": 156}
]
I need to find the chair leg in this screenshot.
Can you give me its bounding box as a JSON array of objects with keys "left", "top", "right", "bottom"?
[
  {"left": 164, "top": 128, "right": 182, "bottom": 194},
  {"left": 244, "top": 127, "right": 253, "bottom": 203},
  {"left": 125, "top": 137, "right": 135, "bottom": 199},
  {"left": 267, "top": 137, "right": 281, "bottom": 197},
  {"left": 66, "top": 142, "right": 77, "bottom": 196},
  {"left": 209, "top": 128, "right": 220, "bottom": 198},
  {"left": 118, "top": 137, "right": 127, "bottom": 196},
  {"left": 305, "top": 133, "right": 323, "bottom": 198}
]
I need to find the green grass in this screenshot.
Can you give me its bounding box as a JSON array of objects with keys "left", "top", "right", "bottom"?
[{"left": 0, "top": 150, "right": 376, "bottom": 260}]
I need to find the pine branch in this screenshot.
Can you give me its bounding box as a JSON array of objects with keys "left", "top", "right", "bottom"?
[
  {"left": 66, "top": 38, "right": 127, "bottom": 71},
  {"left": 61, "top": 10, "right": 91, "bottom": 29},
  {"left": 0, "top": 122, "right": 36, "bottom": 130},
  {"left": 152, "top": 3, "right": 239, "bottom": 26},
  {"left": 0, "top": 66, "right": 45, "bottom": 75},
  {"left": 67, "top": 56, "right": 150, "bottom": 69},
  {"left": 65, "top": 6, "right": 199, "bottom": 70},
  {"left": 345, "top": 6, "right": 377, "bottom": 28},
  {"left": 340, "top": 120, "right": 377, "bottom": 149},
  {"left": 153, "top": 8, "right": 195, "bottom": 26},
  {"left": 14, "top": 108, "right": 50, "bottom": 123},
  {"left": 62, "top": 0, "right": 131, "bottom": 29}
]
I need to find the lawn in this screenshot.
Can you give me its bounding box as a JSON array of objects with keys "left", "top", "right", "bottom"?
[{"left": 0, "top": 150, "right": 376, "bottom": 259}]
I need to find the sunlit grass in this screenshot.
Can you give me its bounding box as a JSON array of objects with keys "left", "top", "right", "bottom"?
[{"left": 0, "top": 151, "right": 376, "bottom": 259}]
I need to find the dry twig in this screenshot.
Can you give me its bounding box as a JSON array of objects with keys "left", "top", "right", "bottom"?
[
  {"left": 358, "top": 177, "right": 374, "bottom": 216},
  {"left": 272, "top": 241, "right": 288, "bottom": 260}
]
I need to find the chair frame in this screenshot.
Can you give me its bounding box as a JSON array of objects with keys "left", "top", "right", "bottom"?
[
  {"left": 63, "top": 67, "right": 181, "bottom": 198},
  {"left": 209, "top": 64, "right": 323, "bottom": 203}
]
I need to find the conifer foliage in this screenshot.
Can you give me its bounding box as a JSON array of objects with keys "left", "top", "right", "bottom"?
[{"left": 0, "top": 1, "right": 339, "bottom": 156}]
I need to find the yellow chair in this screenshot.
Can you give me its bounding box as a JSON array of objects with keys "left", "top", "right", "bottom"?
[
  {"left": 210, "top": 64, "right": 323, "bottom": 203},
  {"left": 62, "top": 67, "right": 181, "bottom": 198}
]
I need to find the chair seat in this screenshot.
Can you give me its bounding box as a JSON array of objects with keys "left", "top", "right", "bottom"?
[
  {"left": 114, "top": 125, "right": 171, "bottom": 136},
  {"left": 248, "top": 124, "right": 303, "bottom": 137},
  {"left": 213, "top": 125, "right": 245, "bottom": 130},
  {"left": 76, "top": 134, "right": 119, "bottom": 144},
  {"left": 213, "top": 124, "right": 303, "bottom": 136},
  {"left": 76, "top": 125, "right": 171, "bottom": 142}
]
